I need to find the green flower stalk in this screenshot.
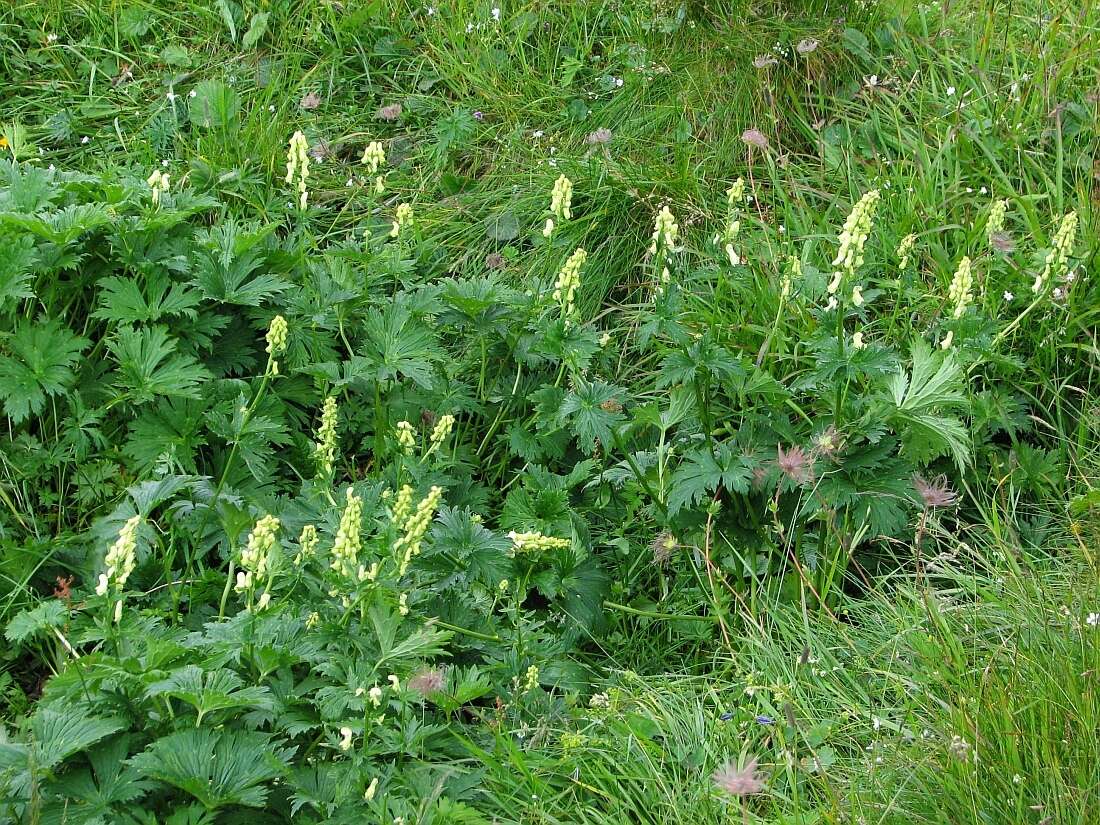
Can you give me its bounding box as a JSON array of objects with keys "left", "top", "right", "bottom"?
[
  {"left": 507, "top": 530, "right": 570, "bottom": 554},
  {"left": 1032, "top": 211, "right": 1077, "bottom": 294},
  {"left": 146, "top": 169, "right": 169, "bottom": 206},
  {"left": 285, "top": 130, "right": 310, "bottom": 210},
  {"left": 895, "top": 233, "right": 916, "bottom": 270},
  {"left": 781, "top": 256, "right": 801, "bottom": 300},
  {"left": 330, "top": 488, "right": 364, "bottom": 581},
  {"left": 544, "top": 174, "right": 573, "bottom": 237},
  {"left": 829, "top": 189, "right": 880, "bottom": 296},
  {"left": 390, "top": 202, "right": 413, "bottom": 238},
  {"left": 986, "top": 199, "right": 1007, "bottom": 248},
  {"left": 361, "top": 140, "right": 386, "bottom": 194},
  {"left": 314, "top": 396, "right": 339, "bottom": 478},
  {"left": 96, "top": 514, "right": 141, "bottom": 623},
  {"left": 553, "top": 247, "right": 587, "bottom": 319},
  {"left": 395, "top": 420, "right": 416, "bottom": 454},
  {"left": 947, "top": 256, "right": 973, "bottom": 318}
]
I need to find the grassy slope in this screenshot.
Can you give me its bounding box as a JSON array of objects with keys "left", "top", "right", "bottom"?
[{"left": 2, "top": 0, "right": 1099, "bottom": 822}]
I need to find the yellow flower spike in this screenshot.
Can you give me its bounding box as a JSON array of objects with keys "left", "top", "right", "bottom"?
[
  {"left": 1032, "top": 211, "right": 1077, "bottom": 294},
  {"left": 330, "top": 488, "right": 364, "bottom": 581},
  {"left": 507, "top": 530, "right": 570, "bottom": 554},
  {"left": 237, "top": 514, "right": 280, "bottom": 594},
  {"left": 390, "top": 202, "right": 413, "bottom": 238},
  {"left": 986, "top": 200, "right": 1007, "bottom": 248},
  {"left": 429, "top": 414, "right": 455, "bottom": 448},
  {"left": 314, "top": 396, "right": 339, "bottom": 477},
  {"left": 395, "top": 420, "right": 417, "bottom": 453},
  {"left": 285, "top": 131, "right": 310, "bottom": 210},
  {"left": 895, "top": 233, "right": 916, "bottom": 270},
  {"left": 266, "top": 315, "right": 288, "bottom": 357},
  {"left": 146, "top": 169, "right": 170, "bottom": 205},
  {"left": 552, "top": 248, "right": 587, "bottom": 318},
  {"left": 947, "top": 256, "right": 973, "bottom": 319},
  {"left": 830, "top": 189, "right": 880, "bottom": 294}
]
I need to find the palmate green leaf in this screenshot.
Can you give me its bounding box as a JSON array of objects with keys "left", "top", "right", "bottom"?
[
  {"left": 533, "top": 547, "right": 609, "bottom": 634},
  {"left": 41, "top": 736, "right": 154, "bottom": 825},
  {"left": 887, "top": 339, "right": 971, "bottom": 469},
  {"left": 0, "top": 203, "right": 113, "bottom": 245},
  {"left": 558, "top": 378, "right": 626, "bottom": 453},
  {"left": 355, "top": 304, "right": 439, "bottom": 389},
  {"left": 108, "top": 325, "right": 211, "bottom": 403},
  {"left": 5, "top": 599, "right": 67, "bottom": 645},
  {"left": 129, "top": 729, "right": 287, "bottom": 810},
  {"left": 656, "top": 338, "right": 743, "bottom": 388},
  {"left": 425, "top": 506, "right": 512, "bottom": 585},
  {"left": 0, "top": 231, "right": 36, "bottom": 310},
  {"left": 31, "top": 704, "right": 125, "bottom": 771},
  {"left": 667, "top": 443, "right": 753, "bottom": 516},
  {"left": 124, "top": 398, "right": 209, "bottom": 474},
  {"left": 146, "top": 665, "right": 274, "bottom": 721},
  {"left": 190, "top": 219, "right": 285, "bottom": 305},
  {"left": 0, "top": 318, "right": 88, "bottom": 424},
  {"left": 92, "top": 274, "right": 202, "bottom": 324}
]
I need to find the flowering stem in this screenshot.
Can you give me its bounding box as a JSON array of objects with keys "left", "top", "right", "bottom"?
[
  {"left": 430, "top": 619, "right": 501, "bottom": 643},
  {"left": 602, "top": 600, "right": 719, "bottom": 623}
]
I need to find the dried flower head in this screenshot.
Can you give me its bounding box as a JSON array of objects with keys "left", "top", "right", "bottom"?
[
  {"left": 377, "top": 103, "right": 403, "bottom": 121},
  {"left": 796, "top": 38, "right": 819, "bottom": 54},
  {"left": 712, "top": 757, "right": 765, "bottom": 797},
  {"left": 753, "top": 54, "right": 778, "bottom": 68},
  {"left": 300, "top": 91, "right": 322, "bottom": 110},
  {"left": 586, "top": 127, "right": 613, "bottom": 145},
  {"left": 913, "top": 474, "right": 957, "bottom": 509},
  {"left": 485, "top": 251, "right": 505, "bottom": 269},
  {"left": 651, "top": 532, "right": 678, "bottom": 565},
  {"left": 409, "top": 668, "right": 446, "bottom": 696},
  {"left": 776, "top": 444, "right": 812, "bottom": 484},
  {"left": 741, "top": 128, "right": 769, "bottom": 151}
]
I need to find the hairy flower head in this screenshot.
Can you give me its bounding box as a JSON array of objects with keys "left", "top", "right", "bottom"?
[{"left": 712, "top": 757, "right": 765, "bottom": 797}]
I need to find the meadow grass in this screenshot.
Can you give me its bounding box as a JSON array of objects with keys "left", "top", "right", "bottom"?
[{"left": 0, "top": 0, "right": 1097, "bottom": 821}]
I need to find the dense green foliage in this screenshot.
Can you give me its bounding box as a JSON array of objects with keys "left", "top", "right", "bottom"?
[{"left": 0, "top": 0, "right": 1097, "bottom": 822}]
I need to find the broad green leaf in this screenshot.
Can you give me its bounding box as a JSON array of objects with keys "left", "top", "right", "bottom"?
[
  {"left": 108, "top": 326, "right": 211, "bottom": 403},
  {"left": 0, "top": 318, "right": 88, "bottom": 424}
]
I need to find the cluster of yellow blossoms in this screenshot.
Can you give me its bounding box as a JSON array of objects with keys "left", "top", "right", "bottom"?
[{"left": 284, "top": 130, "right": 310, "bottom": 210}]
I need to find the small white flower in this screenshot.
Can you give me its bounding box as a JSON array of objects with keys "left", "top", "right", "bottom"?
[
  {"left": 268, "top": 104, "right": 276, "bottom": 113},
  {"left": 80, "top": 136, "right": 90, "bottom": 144},
  {"left": 1087, "top": 612, "right": 1098, "bottom": 627},
  {"left": 532, "top": 130, "right": 544, "bottom": 138},
  {"left": 491, "top": 6, "right": 500, "bottom": 20},
  {"left": 188, "top": 89, "right": 197, "bottom": 98},
  {"left": 615, "top": 77, "right": 624, "bottom": 87},
  {"left": 980, "top": 186, "right": 988, "bottom": 194},
  {"left": 166, "top": 91, "right": 177, "bottom": 102},
  {"left": 946, "top": 86, "right": 956, "bottom": 96},
  {"left": 1052, "top": 287, "right": 1064, "bottom": 300},
  {"left": 1003, "top": 291, "right": 1014, "bottom": 301},
  {"left": 466, "top": 22, "right": 475, "bottom": 32}
]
